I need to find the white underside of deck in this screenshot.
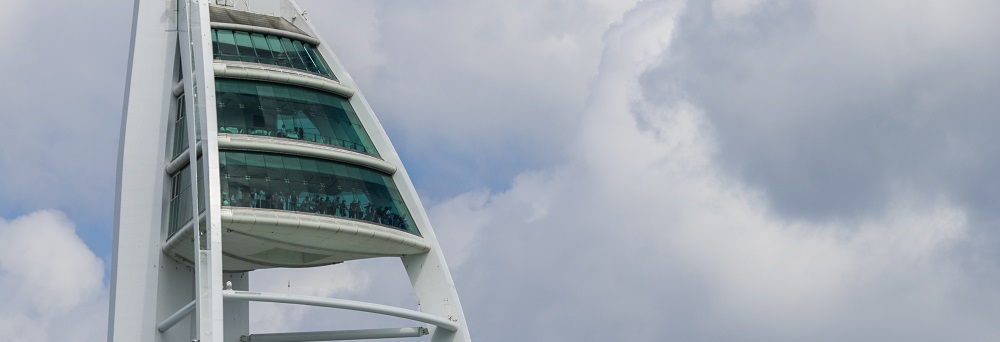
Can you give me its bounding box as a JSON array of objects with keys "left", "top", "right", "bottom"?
[{"left": 164, "top": 207, "right": 430, "bottom": 271}]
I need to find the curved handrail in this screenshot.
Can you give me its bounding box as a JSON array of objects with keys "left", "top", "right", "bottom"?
[
  {"left": 213, "top": 62, "right": 354, "bottom": 98},
  {"left": 222, "top": 290, "right": 459, "bottom": 332}
]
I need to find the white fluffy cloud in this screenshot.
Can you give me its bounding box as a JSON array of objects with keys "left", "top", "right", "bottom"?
[
  {"left": 238, "top": 0, "right": 1000, "bottom": 340},
  {"left": 250, "top": 263, "right": 369, "bottom": 332},
  {"left": 3, "top": 0, "right": 999, "bottom": 340},
  {"left": 644, "top": 0, "right": 1000, "bottom": 220},
  {"left": 0, "top": 211, "right": 109, "bottom": 342},
  {"left": 0, "top": 1, "right": 128, "bottom": 225},
  {"left": 248, "top": 258, "right": 426, "bottom": 334},
  {"left": 298, "top": 0, "right": 646, "bottom": 196},
  {"left": 0, "top": 3, "right": 23, "bottom": 41},
  {"left": 421, "top": 0, "right": 1000, "bottom": 340}
]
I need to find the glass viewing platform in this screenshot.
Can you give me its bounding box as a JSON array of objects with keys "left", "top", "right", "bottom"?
[
  {"left": 218, "top": 150, "right": 418, "bottom": 234},
  {"left": 215, "top": 78, "right": 380, "bottom": 157},
  {"left": 212, "top": 28, "right": 334, "bottom": 78}
]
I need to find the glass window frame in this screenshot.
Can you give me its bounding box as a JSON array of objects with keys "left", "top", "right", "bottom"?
[
  {"left": 210, "top": 29, "right": 335, "bottom": 79},
  {"left": 218, "top": 150, "right": 419, "bottom": 235},
  {"left": 214, "top": 78, "right": 380, "bottom": 157}
]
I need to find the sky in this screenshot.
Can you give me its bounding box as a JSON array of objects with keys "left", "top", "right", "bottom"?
[{"left": 2, "top": 0, "right": 1000, "bottom": 340}]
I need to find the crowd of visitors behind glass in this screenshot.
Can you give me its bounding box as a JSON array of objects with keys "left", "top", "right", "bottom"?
[
  {"left": 218, "top": 124, "right": 374, "bottom": 156},
  {"left": 221, "top": 188, "right": 412, "bottom": 232}
]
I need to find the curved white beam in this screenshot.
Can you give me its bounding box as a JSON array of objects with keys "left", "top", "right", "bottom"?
[
  {"left": 210, "top": 22, "right": 321, "bottom": 46},
  {"left": 213, "top": 62, "right": 354, "bottom": 98},
  {"left": 247, "top": 327, "right": 428, "bottom": 342},
  {"left": 157, "top": 300, "right": 197, "bottom": 332},
  {"left": 217, "top": 134, "right": 396, "bottom": 174},
  {"left": 223, "top": 290, "right": 459, "bottom": 332},
  {"left": 165, "top": 141, "right": 203, "bottom": 176}
]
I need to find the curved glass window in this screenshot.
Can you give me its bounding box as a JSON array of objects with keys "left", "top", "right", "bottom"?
[
  {"left": 172, "top": 96, "right": 188, "bottom": 158},
  {"left": 212, "top": 29, "right": 333, "bottom": 78},
  {"left": 219, "top": 150, "right": 418, "bottom": 235},
  {"left": 216, "top": 78, "right": 380, "bottom": 157},
  {"left": 168, "top": 159, "right": 206, "bottom": 237}
]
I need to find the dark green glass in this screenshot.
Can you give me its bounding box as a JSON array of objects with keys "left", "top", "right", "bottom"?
[
  {"left": 215, "top": 78, "right": 380, "bottom": 157},
  {"left": 167, "top": 159, "right": 204, "bottom": 237},
  {"left": 209, "top": 29, "right": 334, "bottom": 78},
  {"left": 234, "top": 31, "right": 256, "bottom": 62},
  {"left": 215, "top": 30, "right": 239, "bottom": 60},
  {"left": 250, "top": 33, "right": 275, "bottom": 64},
  {"left": 172, "top": 97, "right": 188, "bottom": 158},
  {"left": 219, "top": 150, "right": 419, "bottom": 234}
]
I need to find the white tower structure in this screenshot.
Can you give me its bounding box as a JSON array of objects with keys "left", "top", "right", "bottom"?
[{"left": 108, "top": 1, "right": 471, "bottom": 341}]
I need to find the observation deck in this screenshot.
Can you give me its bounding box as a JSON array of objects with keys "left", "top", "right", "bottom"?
[
  {"left": 164, "top": 207, "right": 430, "bottom": 271},
  {"left": 163, "top": 5, "right": 429, "bottom": 271},
  {"left": 113, "top": 1, "right": 470, "bottom": 340}
]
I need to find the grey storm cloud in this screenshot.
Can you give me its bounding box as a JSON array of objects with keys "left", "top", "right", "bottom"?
[
  {"left": 267, "top": 0, "right": 1000, "bottom": 340},
  {"left": 3, "top": 0, "right": 1000, "bottom": 341},
  {"left": 0, "top": 0, "right": 129, "bottom": 225},
  {"left": 419, "top": 1, "right": 1000, "bottom": 340},
  {"left": 296, "top": 0, "right": 632, "bottom": 198},
  {"left": 0, "top": 211, "right": 108, "bottom": 340},
  {"left": 641, "top": 0, "right": 1000, "bottom": 223}
]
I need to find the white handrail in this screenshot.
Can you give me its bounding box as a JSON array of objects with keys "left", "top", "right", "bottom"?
[
  {"left": 223, "top": 290, "right": 459, "bottom": 332},
  {"left": 246, "top": 327, "right": 428, "bottom": 342}
]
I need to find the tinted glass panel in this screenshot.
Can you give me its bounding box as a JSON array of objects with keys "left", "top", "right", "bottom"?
[
  {"left": 172, "top": 97, "right": 188, "bottom": 157},
  {"left": 234, "top": 31, "right": 256, "bottom": 62},
  {"left": 219, "top": 150, "right": 418, "bottom": 235},
  {"left": 210, "top": 29, "right": 334, "bottom": 79},
  {"left": 279, "top": 38, "right": 307, "bottom": 71},
  {"left": 215, "top": 78, "right": 379, "bottom": 157},
  {"left": 215, "top": 30, "right": 239, "bottom": 61},
  {"left": 303, "top": 45, "right": 330, "bottom": 76},
  {"left": 167, "top": 159, "right": 205, "bottom": 237},
  {"left": 250, "top": 33, "right": 275, "bottom": 64}
]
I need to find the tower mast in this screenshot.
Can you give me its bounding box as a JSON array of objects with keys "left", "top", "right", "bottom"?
[{"left": 109, "top": 1, "right": 472, "bottom": 341}]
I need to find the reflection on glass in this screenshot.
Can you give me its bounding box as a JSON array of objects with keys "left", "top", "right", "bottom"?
[
  {"left": 219, "top": 150, "right": 418, "bottom": 235},
  {"left": 168, "top": 159, "right": 205, "bottom": 237},
  {"left": 212, "top": 29, "right": 333, "bottom": 78},
  {"left": 215, "top": 78, "right": 380, "bottom": 157},
  {"left": 172, "top": 97, "right": 188, "bottom": 158}
]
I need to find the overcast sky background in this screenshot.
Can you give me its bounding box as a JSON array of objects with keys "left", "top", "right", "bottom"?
[{"left": 2, "top": 0, "right": 1000, "bottom": 340}]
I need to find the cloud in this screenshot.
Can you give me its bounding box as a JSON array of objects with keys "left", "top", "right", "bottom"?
[
  {"left": 419, "top": 0, "right": 1000, "bottom": 340},
  {"left": 0, "top": 2, "right": 24, "bottom": 38},
  {"left": 0, "top": 1, "right": 130, "bottom": 224},
  {"left": 249, "top": 263, "right": 369, "bottom": 332},
  {"left": 298, "top": 0, "right": 643, "bottom": 197},
  {"left": 642, "top": 0, "right": 1000, "bottom": 221},
  {"left": 2, "top": 0, "right": 997, "bottom": 341},
  {"left": 249, "top": 258, "right": 427, "bottom": 334},
  {"left": 233, "top": 0, "right": 1000, "bottom": 340},
  {"left": 0, "top": 211, "right": 109, "bottom": 342}
]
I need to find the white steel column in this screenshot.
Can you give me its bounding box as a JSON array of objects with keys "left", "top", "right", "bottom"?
[
  {"left": 108, "top": 0, "right": 177, "bottom": 340},
  {"left": 113, "top": 1, "right": 472, "bottom": 341},
  {"left": 178, "top": 0, "right": 228, "bottom": 340}
]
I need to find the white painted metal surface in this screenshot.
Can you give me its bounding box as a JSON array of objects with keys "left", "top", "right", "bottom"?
[
  {"left": 248, "top": 327, "right": 428, "bottom": 342},
  {"left": 158, "top": 300, "right": 197, "bottom": 332},
  {"left": 247, "top": 327, "right": 427, "bottom": 342},
  {"left": 212, "top": 62, "right": 355, "bottom": 97},
  {"left": 110, "top": 1, "right": 471, "bottom": 341},
  {"left": 224, "top": 290, "right": 459, "bottom": 331},
  {"left": 216, "top": 134, "right": 394, "bottom": 174}
]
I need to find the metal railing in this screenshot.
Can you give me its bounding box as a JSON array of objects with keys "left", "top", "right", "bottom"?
[{"left": 218, "top": 126, "right": 377, "bottom": 156}]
